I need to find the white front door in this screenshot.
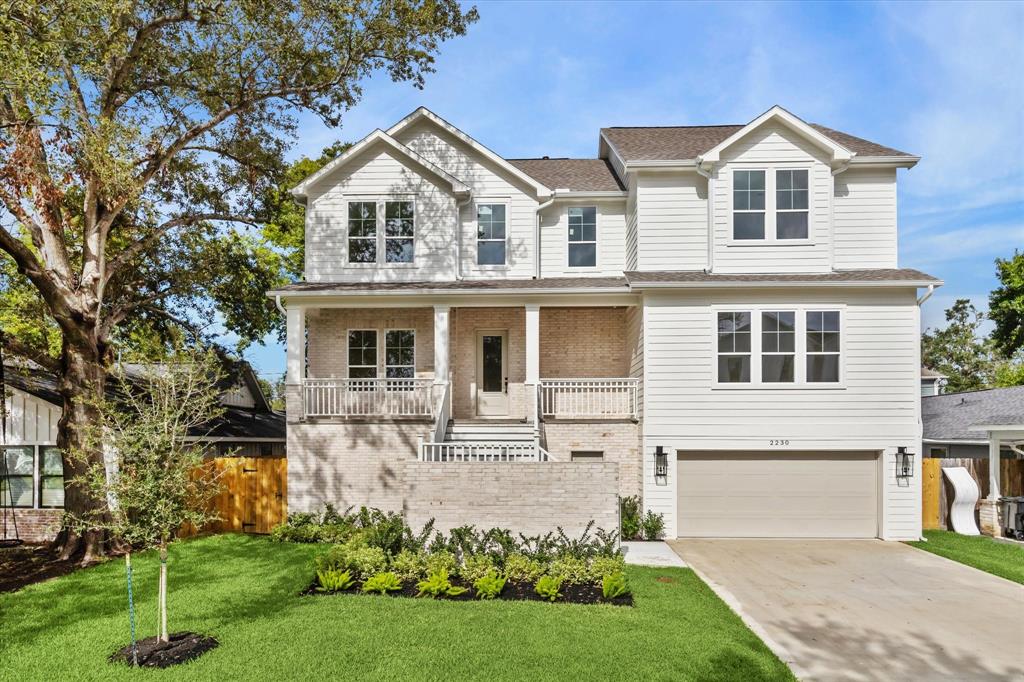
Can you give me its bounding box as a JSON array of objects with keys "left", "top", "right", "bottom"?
[{"left": 476, "top": 330, "right": 509, "bottom": 416}]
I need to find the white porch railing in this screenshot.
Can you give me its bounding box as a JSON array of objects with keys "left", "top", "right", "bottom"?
[
  {"left": 539, "top": 378, "right": 639, "bottom": 420},
  {"left": 419, "top": 442, "right": 550, "bottom": 462},
  {"left": 302, "top": 378, "right": 433, "bottom": 418}
]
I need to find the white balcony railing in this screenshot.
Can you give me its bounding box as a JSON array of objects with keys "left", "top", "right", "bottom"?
[
  {"left": 302, "top": 378, "right": 433, "bottom": 418},
  {"left": 419, "top": 442, "right": 550, "bottom": 462},
  {"left": 539, "top": 378, "right": 639, "bottom": 420}
]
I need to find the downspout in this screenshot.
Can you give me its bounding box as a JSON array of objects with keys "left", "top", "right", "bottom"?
[
  {"left": 274, "top": 295, "right": 286, "bottom": 315},
  {"left": 830, "top": 160, "right": 852, "bottom": 270},
  {"left": 535, "top": 193, "right": 556, "bottom": 279},
  {"left": 695, "top": 161, "right": 713, "bottom": 273},
  {"left": 455, "top": 194, "right": 473, "bottom": 280},
  {"left": 917, "top": 284, "right": 935, "bottom": 306}
]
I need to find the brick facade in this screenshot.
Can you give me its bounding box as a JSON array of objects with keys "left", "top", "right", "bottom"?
[
  {"left": 3, "top": 509, "right": 62, "bottom": 543},
  {"left": 539, "top": 307, "right": 631, "bottom": 377},
  {"left": 403, "top": 461, "right": 619, "bottom": 536},
  {"left": 543, "top": 421, "right": 641, "bottom": 497},
  {"left": 307, "top": 308, "right": 435, "bottom": 379},
  {"left": 451, "top": 307, "right": 527, "bottom": 419}
]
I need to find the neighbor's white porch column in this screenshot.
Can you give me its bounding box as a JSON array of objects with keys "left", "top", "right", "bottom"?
[
  {"left": 525, "top": 303, "right": 540, "bottom": 385},
  {"left": 433, "top": 305, "right": 451, "bottom": 384},
  {"left": 286, "top": 305, "right": 306, "bottom": 385},
  {"left": 988, "top": 431, "right": 1002, "bottom": 501}
]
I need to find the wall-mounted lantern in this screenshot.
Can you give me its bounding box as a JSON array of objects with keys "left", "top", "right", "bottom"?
[
  {"left": 655, "top": 446, "right": 668, "bottom": 478},
  {"left": 896, "top": 447, "right": 915, "bottom": 483}
]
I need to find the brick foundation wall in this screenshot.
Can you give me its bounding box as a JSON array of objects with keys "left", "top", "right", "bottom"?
[
  {"left": 543, "top": 421, "right": 642, "bottom": 497},
  {"left": 4, "top": 509, "right": 62, "bottom": 543},
  {"left": 403, "top": 461, "right": 619, "bottom": 536}
]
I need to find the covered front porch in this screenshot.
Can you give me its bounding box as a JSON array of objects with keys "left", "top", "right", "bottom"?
[{"left": 973, "top": 424, "right": 1024, "bottom": 538}]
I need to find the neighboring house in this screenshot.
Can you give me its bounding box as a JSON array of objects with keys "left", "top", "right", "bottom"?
[
  {"left": 0, "top": 361, "right": 285, "bottom": 542},
  {"left": 921, "top": 367, "right": 947, "bottom": 396},
  {"left": 270, "top": 105, "right": 940, "bottom": 541},
  {"left": 923, "top": 386, "right": 1024, "bottom": 460}
]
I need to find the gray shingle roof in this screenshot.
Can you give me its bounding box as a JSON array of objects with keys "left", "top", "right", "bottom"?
[
  {"left": 923, "top": 386, "right": 1024, "bottom": 441},
  {"left": 507, "top": 158, "right": 625, "bottom": 192},
  {"left": 601, "top": 123, "right": 913, "bottom": 161},
  {"left": 625, "top": 269, "right": 940, "bottom": 285}
]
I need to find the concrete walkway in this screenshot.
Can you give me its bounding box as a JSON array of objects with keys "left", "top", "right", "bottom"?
[
  {"left": 621, "top": 541, "right": 687, "bottom": 567},
  {"left": 670, "top": 539, "right": 1024, "bottom": 681}
]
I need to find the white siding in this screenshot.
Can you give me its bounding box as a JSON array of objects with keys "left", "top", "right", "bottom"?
[
  {"left": 304, "top": 148, "right": 459, "bottom": 282},
  {"left": 3, "top": 386, "right": 60, "bottom": 445},
  {"left": 640, "top": 287, "right": 921, "bottom": 540},
  {"left": 635, "top": 171, "right": 708, "bottom": 271},
  {"left": 833, "top": 168, "right": 898, "bottom": 269},
  {"left": 394, "top": 121, "right": 539, "bottom": 280},
  {"left": 710, "top": 125, "right": 833, "bottom": 273},
  {"left": 538, "top": 200, "right": 627, "bottom": 277}
]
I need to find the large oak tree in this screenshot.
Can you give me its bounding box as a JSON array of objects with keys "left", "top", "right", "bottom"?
[{"left": 0, "top": 0, "right": 476, "bottom": 560}]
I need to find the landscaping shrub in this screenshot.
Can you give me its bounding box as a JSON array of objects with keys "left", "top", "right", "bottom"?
[
  {"left": 461, "top": 554, "right": 497, "bottom": 583},
  {"left": 641, "top": 511, "right": 666, "bottom": 541},
  {"left": 589, "top": 555, "right": 627, "bottom": 582},
  {"left": 601, "top": 572, "right": 630, "bottom": 600},
  {"left": 362, "top": 572, "right": 403, "bottom": 595},
  {"left": 534, "top": 575, "right": 563, "bottom": 602},
  {"left": 473, "top": 571, "right": 506, "bottom": 599},
  {"left": 312, "top": 541, "right": 387, "bottom": 579},
  {"left": 316, "top": 569, "right": 355, "bottom": 593},
  {"left": 391, "top": 549, "right": 427, "bottom": 582},
  {"left": 425, "top": 550, "right": 458, "bottom": 577},
  {"left": 416, "top": 569, "right": 468, "bottom": 598},
  {"left": 549, "top": 557, "right": 591, "bottom": 585},
  {"left": 620, "top": 496, "right": 642, "bottom": 541},
  {"left": 503, "top": 553, "right": 544, "bottom": 583}
]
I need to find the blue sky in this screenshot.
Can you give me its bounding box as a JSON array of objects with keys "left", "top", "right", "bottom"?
[{"left": 242, "top": 0, "right": 1024, "bottom": 379}]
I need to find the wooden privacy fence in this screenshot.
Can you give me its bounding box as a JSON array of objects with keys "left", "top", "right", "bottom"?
[
  {"left": 182, "top": 456, "right": 287, "bottom": 536},
  {"left": 922, "top": 458, "right": 1024, "bottom": 530}
]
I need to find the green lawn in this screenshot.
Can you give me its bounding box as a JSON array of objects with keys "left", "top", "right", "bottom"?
[
  {"left": 0, "top": 534, "right": 792, "bottom": 681},
  {"left": 908, "top": 530, "right": 1024, "bottom": 585}
]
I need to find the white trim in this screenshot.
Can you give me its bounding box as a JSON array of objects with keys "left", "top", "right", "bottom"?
[
  {"left": 923, "top": 439, "right": 989, "bottom": 446},
  {"left": 346, "top": 328, "right": 379, "bottom": 379},
  {"left": 291, "top": 129, "right": 470, "bottom": 199},
  {"left": 627, "top": 279, "right": 942, "bottom": 289},
  {"left": 386, "top": 107, "right": 551, "bottom": 197},
  {"left": 849, "top": 156, "right": 919, "bottom": 169},
  {"left": 711, "top": 304, "right": 846, "bottom": 389}
]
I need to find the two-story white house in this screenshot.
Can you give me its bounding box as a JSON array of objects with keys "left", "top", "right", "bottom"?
[{"left": 269, "top": 105, "right": 940, "bottom": 540}]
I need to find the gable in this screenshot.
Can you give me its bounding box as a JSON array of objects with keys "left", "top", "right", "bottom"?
[
  {"left": 717, "top": 122, "right": 834, "bottom": 165},
  {"left": 700, "top": 106, "right": 852, "bottom": 167}
]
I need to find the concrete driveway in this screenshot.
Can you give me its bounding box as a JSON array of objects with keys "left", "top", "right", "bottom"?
[{"left": 669, "top": 539, "right": 1024, "bottom": 681}]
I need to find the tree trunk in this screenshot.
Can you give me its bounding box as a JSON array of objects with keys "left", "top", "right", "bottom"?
[
  {"left": 158, "top": 543, "right": 169, "bottom": 642},
  {"left": 52, "top": 337, "right": 111, "bottom": 563}
]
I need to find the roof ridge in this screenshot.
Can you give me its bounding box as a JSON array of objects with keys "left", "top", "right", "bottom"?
[
  {"left": 925, "top": 385, "right": 1024, "bottom": 399},
  {"left": 602, "top": 124, "right": 744, "bottom": 130}
]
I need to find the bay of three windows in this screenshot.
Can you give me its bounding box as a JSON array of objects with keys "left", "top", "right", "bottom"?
[
  {"left": 733, "top": 169, "right": 809, "bottom": 241},
  {"left": 717, "top": 309, "right": 840, "bottom": 384}
]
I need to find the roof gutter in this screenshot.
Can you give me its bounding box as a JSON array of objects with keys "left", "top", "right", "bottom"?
[
  {"left": 629, "top": 279, "right": 944, "bottom": 290},
  {"left": 624, "top": 159, "right": 698, "bottom": 171}
]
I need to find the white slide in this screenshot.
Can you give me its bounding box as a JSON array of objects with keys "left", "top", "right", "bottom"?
[{"left": 941, "top": 466, "right": 981, "bottom": 536}]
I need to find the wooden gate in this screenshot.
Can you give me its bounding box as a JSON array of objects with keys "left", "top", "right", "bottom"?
[
  {"left": 921, "top": 458, "right": 1024, "bottom": 531},
  {"left": 206, "top": 456, "right": 287, "bottom": 534}
]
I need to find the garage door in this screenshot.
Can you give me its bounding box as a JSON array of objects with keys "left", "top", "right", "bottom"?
[{"left": 676, "top": 451, "right": 878, "bottom": 538}]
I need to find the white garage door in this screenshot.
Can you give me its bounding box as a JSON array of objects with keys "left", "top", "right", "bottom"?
[{"left": 676, "top": 451, "right": 878, "bottom": 538}]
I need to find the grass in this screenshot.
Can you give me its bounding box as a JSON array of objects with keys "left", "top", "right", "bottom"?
[
  {"left": 908, "top": 530, "right": 1024, "bottom": 585},
  {"left": 0, "top": 534, "right": 793, "bottom": 681}
]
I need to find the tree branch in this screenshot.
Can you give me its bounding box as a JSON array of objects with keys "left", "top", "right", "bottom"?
[{"left": 1, "top": 333, "right": 60, "bottom": 373}]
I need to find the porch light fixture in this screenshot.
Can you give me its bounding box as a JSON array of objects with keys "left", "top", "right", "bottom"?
[
  {"left": 655, "top": 446, "right": 669, "bottom": 478},
  {"left": 895, "top": 447, "right": 914, "bottom": 482}
]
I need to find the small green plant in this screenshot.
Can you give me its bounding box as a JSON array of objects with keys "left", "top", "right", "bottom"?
[
  {"left": 503, "top": 553, "right": 544, "bottom": 582},
  {"left": 316, "top": 569, "right": 355, "bottom": 593},
  {"left": 602, "top": 572, "right": 630, "bottom": 600},
  {"left": 534, "top": 575, "right": 563, "bottom": 602},
  {"left": 416, "top": 569, "right": 468, "bottom": 598},
  {"left": 346, "top": 545, "right": 388, "bottom": 579},
  {"left": 473, "top": 571, "right": 506, "bottom": 599},
  {"left": 641, "top": 511, "right": 666, "bottom": 540},
  {"left": 425, "top": 550, "right": 458, "bottom": 577},
  {"left": 362, "top": 572, "right": 403, "bottom": 595},
  {"left": 391, "top": 549, "right": 427, "bottom": 582},
  {"left": 461, "top": 554, "right": 496, "bottom": 583},
  {"left": 549, "top": 556, "right": 590, "bottom": 585},
  {"left": 589, "top": 555, "right": 627, "bottom": 582},
  {"left": 620, "top": 496, "right": 642, "bottom": 540}
]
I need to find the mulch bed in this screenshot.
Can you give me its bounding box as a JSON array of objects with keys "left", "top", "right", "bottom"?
[
  {"left": 302, "top": 577, "right": 633, "bottom": 606},
  {"left": 0, "top": 543, "right": 95, "bottom": 593},
  {"left": 110, "top": 632, "right": 219, "bottom": 668}
]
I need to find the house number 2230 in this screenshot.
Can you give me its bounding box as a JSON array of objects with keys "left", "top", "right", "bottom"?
[{"left": 769, "top": 439, "right": 790, "bottom": 446}]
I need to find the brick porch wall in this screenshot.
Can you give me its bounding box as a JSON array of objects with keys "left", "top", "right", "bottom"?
[
  {"left": 306, "top": 308, "right": 435, "bottom": 378},
  {"left": 543, "top": 421, "right": 641, "bottom": 497},
  {"left": 3, "top": 509, "right": 62, "bottom": 543},
  {"left": 539, "top": 307, "right": 631, "bottom": 377}
]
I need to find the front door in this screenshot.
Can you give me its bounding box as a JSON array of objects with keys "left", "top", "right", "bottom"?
[{"left": 476, "top": 330, "right": 509, "bottom": 416}]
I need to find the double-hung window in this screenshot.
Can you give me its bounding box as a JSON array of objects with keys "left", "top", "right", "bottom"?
[
  {"left": 775, "top": 170, "right": 809, "bottom": 239},
  {"left": 567, "top": 206, "right": 597, "bottom": 267},
  {"left": 39, "top": 446, "right": 64, "bottom": 508},
  {"left": 806, "top": 311, "right": 841, "bottom": 382},
  {"left": 476, "top": 204, "right": 507, "bottom": 265},
  {"left": 348, "top": 330, "right": 378, "bottom": 381},
  {"left": 384, "top": 201, "right": 415, "bottom": 263},
  {"left": 716, "top": 312, "right": 752, "bottom": 383},
  {"left": 385, "top": 330, "right": 415, "bottom": 386},
  {"left": 1, "top": 446, "right": 34, "bottom": 508},
  {"left": 761, "top": 311, "right": 796, "bottom": 383},
  {"left": 347, "top": 201, "right": 377, "bottom": 263},
  {"left": 732, "top": 170, "right": 766, "bottom": 240}
]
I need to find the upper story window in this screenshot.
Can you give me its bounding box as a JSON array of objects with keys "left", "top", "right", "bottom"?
[
  {"left": 732, "top": 168, "right": 811, "bottom": 242},
  {"left": 567, "top": 206, "right": 597, "bottom": 267},
  {"left": 477, "top": 203, "right": 507, "bottom": 266},
  {"left": 384, "top": 201, "right": 415, "bottom": 263},
  {"left": 348, "top": 201, "right": 377, "bottom": 263},
  {"left": 732, "top": 170, "right": 765, "bottom": 240},
  {"left": 806, "top": 311, "right": 841, "bottom": 382},
  {"left": 776, "top": 170, "right": 809, "bottom": 240},
  {"left": 348, "top": 330, "right": 378, "bottom": 379}
]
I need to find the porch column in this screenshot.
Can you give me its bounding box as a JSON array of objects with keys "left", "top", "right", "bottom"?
[
  {"left": 286, "top": 305, "right": 305, "bottom": 384},
  {"left": 525, "top": 304, "right": 540, "bottom": 385},
  {"left": 978, "top": 430, "right": 1003, "bottom": 536},
  {"left": 987, "top": 432, "right": 1001, "bottom": 501},
  {"left": 433, "top": 305, "right": 450, "bottom": 384}
]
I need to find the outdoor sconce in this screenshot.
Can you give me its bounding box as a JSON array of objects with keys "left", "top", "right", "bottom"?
[
  {"left": 655, "top": 446, "right": 669, "bottom": 478},
  {"left": 896, "top": 447, "right": 915, "bottom": 482}
]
